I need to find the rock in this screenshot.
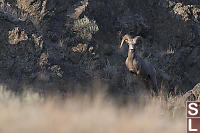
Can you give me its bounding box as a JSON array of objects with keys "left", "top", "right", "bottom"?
[
  {"left": 191, "top": 83, "right": 200, "bottom": 99},
  {"left": 183, "top": 83, "right": 200, "bottom": 101}
]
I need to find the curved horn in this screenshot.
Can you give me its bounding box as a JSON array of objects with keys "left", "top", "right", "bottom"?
[
  {"left": 133, "top": 36, "right": 143, "bottom": 44},
  {"left": 120, "top": 34, "right": 131, "bottom": 48}
]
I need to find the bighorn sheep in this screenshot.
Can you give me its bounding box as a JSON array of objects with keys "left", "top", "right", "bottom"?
[{"left": 120, "top": 34, "right": 158, "bottom": 94}]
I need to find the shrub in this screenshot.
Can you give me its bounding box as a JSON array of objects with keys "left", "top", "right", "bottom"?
[
  {"left": 16, "top": 0, "right": 48, "bottom": 28},
  {"left": 72, "top": 16, "right": 99, "bottom": 40},
  {"left": 0, "top": 2, "right": 27, "bottom": 23},
  {"left": 8, "top": 27, "right": 28, "bottom": 45}
]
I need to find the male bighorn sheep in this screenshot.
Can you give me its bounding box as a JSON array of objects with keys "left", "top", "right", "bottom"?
[{"left": 120, "top": 34, "right": 158, "bottom": 94}]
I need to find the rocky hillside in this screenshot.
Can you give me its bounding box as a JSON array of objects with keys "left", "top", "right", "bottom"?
[{"left": 0, "top": 0, "right": 199, "bottom": 96}]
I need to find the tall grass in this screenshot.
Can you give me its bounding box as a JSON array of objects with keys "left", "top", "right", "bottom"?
[{"left": 0, "top": 85, "right": 185, "bottom": 133}]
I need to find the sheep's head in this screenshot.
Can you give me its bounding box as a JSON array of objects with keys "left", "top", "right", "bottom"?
[
  {"left": 81, "top": 0, "right": 88, "bottom": 6},
  {"left": 120, "top": 34, "right": 143, "bottom": 48}
]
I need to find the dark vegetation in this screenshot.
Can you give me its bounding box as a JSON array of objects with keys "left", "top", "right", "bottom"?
[{"left": 0, "top": 0, "right": 199, "bottom": 98}]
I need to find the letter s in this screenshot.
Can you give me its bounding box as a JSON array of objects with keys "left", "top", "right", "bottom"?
[{"left": 188, "top": 103, "right": 198, "bottom": 116}]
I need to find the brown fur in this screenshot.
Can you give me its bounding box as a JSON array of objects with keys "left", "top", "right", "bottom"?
[{"left": 120, "top": 34, "right": 158, "bottom": 94}]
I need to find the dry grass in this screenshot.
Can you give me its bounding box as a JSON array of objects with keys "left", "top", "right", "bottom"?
[
  {"left": 8, "top": 27, "right": 28, "bottom": 45},
  {"left": 0, "top": 85, "right": 185, "bottom": 133},
  {"left": 16, "top": 0, "right": 48, "bottom": 28}
]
